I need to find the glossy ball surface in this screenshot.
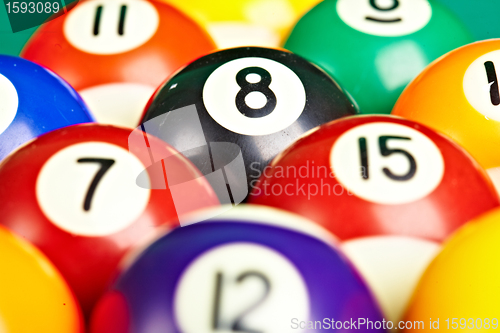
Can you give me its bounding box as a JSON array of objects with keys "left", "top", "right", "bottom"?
[
  {"left": 342, "top": 235, "right": 440, "bottom": 323},
  {"left": 284, "top": 0, "right": 473, "bottom": 114},
  {"left": 183, "top": 203, "right": 339, "bottom": 245},
  {"left": 160, "top": 0, "right": 321, "bottom": 48},
  {"left": 140, "top": 46, "right": 356, "bottom": 197},
  {"left": 392, "top": 39, "right": 500, "bottom": 177},
  {"left": 0, "top": 55, "right": 93, "bottom": 161},
  {"left": 21, "top": 0, "right": 215, "bottom": 127},
  {"left": 91, "top": 220, "right": 385, "bottom": 333},
  {"left": 403, "top": 207, "right": 500, "bottom": 331},
  {"left": 0, "top": 124, "right": 219, "bottom": 315},
  {"left": 248, "top": 115, "right": 499, "bottom": 242},
  {"left": 0, "top": 225, "right": 84, "bottom": 332}
]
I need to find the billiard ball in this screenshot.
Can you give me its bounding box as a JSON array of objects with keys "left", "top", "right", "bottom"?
[
  {"left": 248, "top": 115, "right": 490, "bottom": 322},
  {"left": 139, "top": 46, "right": 356, "bottom": 198},
  {"left": 392, "top": 39, "right": 500, "bottom": 189},
  {"left": 160, "top": 0, "right": 320, "bottom": 48},
  {"left": 90, "top": 220, "right": 385, "bottom": 333},
  {"left": 283, "top": 0, "right": 473, "bottom": 114},
  {"left": 434, "top": 0, "right": 500, "bottom": 41},
  {"left": 0, "top": 55, "right": 93, "bottom": 161},
  {"left": 248, "top": 115, "right": 499, "bottom": 242},
  {"left": 191, "top": 207, "right": 439, "bottom": 323},
  {"left": 0, "top": 124, "right": 219, "bottom": 316},
  {"left": 21, "top": 0, "right": 215, "bottom": 128},
  {"left": 403, "top": 207, "right": 500, "bottom": 328},
  {"left": 0, "top": 225, "right": 83, "bottom": 332}
]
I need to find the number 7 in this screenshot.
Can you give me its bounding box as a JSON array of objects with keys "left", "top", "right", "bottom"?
[{"left": 77, "top": 158, "right": 115, "bottom": 211}]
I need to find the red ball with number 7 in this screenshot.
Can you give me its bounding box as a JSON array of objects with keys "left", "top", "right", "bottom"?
[
  {"left": 248, "top": 115, "right": 499, "bottom": 242},
  {"left": 0, "top": 124, "right": 219, "bottom": 316}
]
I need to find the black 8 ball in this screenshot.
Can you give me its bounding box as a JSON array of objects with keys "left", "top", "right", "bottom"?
[{"left": 140, "top": 47, "right": 356, "bottom": 197}]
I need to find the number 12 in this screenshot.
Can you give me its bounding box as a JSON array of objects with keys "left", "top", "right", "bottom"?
[{"left": 212, "top": 271, "right": 271, "bottom": 333}]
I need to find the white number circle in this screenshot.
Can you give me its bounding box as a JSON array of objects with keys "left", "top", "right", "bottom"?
[
  {"left": 463, "top": 50, "right": 500, "bottom": 122},
  {"left": 0, "top": 73, "right": 18, "bottom": 136},
  {"left": 64, "top": 0, "right": 159, "bottom": 55},
  {"left": 36, "top": 142, "right": 151, "bottom": 236},
  {"left": 175, "top": 243, "right": 310, "bottom": 333},
  {"left": 336, "top": 0, "right": 432, "bottom": 37},
  {"left": 202, "top": 57, "right": 306, "bottom": 136},
  {"left": 330, "top": 122, "right": 444, "bottom": 205}
]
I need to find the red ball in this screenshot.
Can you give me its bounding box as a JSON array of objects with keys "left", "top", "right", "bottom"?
[
  {"left": 21, "top": 0, "right": 215, "bottom": 127},
  {"left": 248, "top": 115, "right": 499, "bottom": 242},
  {"left": 0, "top": 124, "right": 219, "bottom": 316}
]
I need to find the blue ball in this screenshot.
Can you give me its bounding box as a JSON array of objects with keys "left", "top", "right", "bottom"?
[
  {"left": 0, "top": 55, "right": 94, "bottom": 160},
  {"left": 92, "top": 220, "right": 386, "bottom": 332}
]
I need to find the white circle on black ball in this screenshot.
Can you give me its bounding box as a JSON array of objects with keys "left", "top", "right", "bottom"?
[
  {"left": 174, "top": 242, "right": 310, "bottom": 333},
  {"left": 0, "top": 73, "right": 18, "bottom": 136},
  {"left": 36, "top": 142, "right": 151, "bottom": 236},
  {"left": 64, "top": 0, "right": 159, "bottom": 55},
  {"left": 330, "top": 122, "right": 444, "bottom": 205},
  {"left": 336, "top": 0, "right": 432, "bottom": 37},
  {"left": 203, "top": 57, "right": 306, "bottom": 136},
  {"left": 463, "top": 50, "right": 500, "bottom": 122}
]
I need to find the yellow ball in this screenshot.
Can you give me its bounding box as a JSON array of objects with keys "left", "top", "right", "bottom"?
[
  {"left": 404, "top": 207, "right": 500, "bottom": 331},
  {"left": 0, "top": 226, "right": 83, "bottom": 332},
  {"left": 162, "top": 0, "right": 320, "bottom": 48}
]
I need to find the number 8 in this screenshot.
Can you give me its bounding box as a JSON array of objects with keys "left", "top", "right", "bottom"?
[{"left": 235, "top": 67, "right": 277, "bottom": 118}]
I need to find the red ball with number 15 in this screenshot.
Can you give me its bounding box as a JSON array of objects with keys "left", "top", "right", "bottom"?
[{"left": 249, "top": 115, "right": 499, "bottom": 242}]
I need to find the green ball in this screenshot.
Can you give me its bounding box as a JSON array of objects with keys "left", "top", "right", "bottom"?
[
  {"left": 434, "top": 0, "right": 500, "bottom": 41},
  {"left": 284, "top": 0, "right": 474, "bottom": 114}
]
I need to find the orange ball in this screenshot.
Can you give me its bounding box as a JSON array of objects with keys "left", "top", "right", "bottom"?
[
  {"left": 0, "top": 225, "right": 83, "bottom": 332},
  {"left": 392, "top": 39, "right": 500, "bottom": 179}
]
